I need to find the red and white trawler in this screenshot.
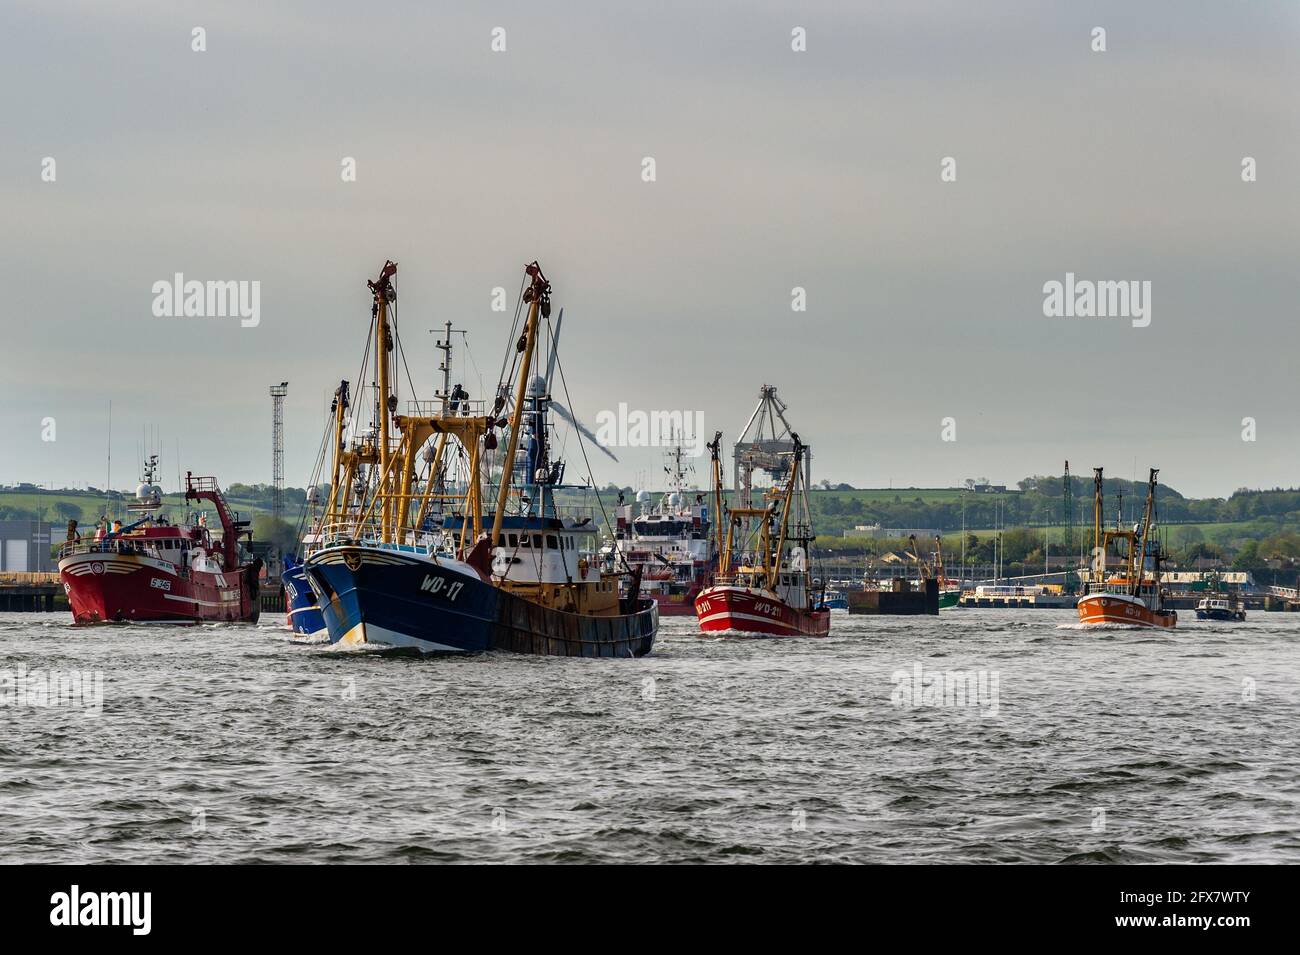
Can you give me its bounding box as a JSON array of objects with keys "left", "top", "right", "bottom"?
[
  {"left": 604, "top": 442, "right": 715, "bottom": 616},
  {"left": 58, "top": 460, "right": 262, "bottom": 624},
  {"left": 1076, "top": 466, "right": 1176, "bottom": 630},
  {"left": 695, "top": 423, "right": 830, "bottom": 637}
]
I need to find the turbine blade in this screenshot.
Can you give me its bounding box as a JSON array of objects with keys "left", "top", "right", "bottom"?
[{"left": 551, "top": 401, "right": 618, "bottom": 462}]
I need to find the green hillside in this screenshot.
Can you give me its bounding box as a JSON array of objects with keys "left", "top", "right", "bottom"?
[{"left": 5, "top": 475, "right": 1298, "bottom": 570}]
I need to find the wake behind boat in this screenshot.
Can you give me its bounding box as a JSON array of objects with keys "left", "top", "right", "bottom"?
[{"left": 302, "top": 260, "right": 657, "bottom": 656}]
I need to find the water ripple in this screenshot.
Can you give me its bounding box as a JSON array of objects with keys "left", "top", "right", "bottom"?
[{"left": 0, "top": 609, "right": 1297, "bottom": 863}]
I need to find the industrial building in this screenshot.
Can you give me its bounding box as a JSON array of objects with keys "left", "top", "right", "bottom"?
[{"left": 0, "top": 521, "right": 55, "bottom": 573}]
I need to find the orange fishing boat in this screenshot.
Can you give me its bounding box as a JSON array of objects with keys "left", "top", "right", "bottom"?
[{"left": 1075, "top": 467, "right": 1176, "bottom": 629}]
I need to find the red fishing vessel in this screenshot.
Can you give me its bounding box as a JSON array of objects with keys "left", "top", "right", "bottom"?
[
  {"left": 58, "top": 461, "right": 262, "bottom": 625},
  {"left": 695, "top": 424, "right": 830, "bottom": 637},
  {"left": 1075, "top": 466, "right": 1176, "bottom": 630}
]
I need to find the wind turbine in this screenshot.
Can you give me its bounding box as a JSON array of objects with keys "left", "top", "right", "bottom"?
[{"left": 543, "top": 308, "right": 618, "bottom": 463}]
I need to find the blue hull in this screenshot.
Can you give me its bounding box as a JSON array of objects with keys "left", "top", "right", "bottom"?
[
  {"left": 303, "top": 545, "right": 657, "bottom": 657},
  {"left": 282, "top": 557, "right": 326, "bottom": 638}
]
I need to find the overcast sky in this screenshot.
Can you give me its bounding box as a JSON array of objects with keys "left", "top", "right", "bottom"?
[{"left": 3, "top": 0, "right": 1297, "bottom": 499}]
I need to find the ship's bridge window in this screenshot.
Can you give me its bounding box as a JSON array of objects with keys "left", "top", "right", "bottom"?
[
  {"left": 532, "top": 534, "right": 542, "bottom": 549},
  {"left": 546, "top": 535, "right": 558, "bottom": 550},
  {"left": 507, "top": 533, "right": 518, "bottom": 548}
]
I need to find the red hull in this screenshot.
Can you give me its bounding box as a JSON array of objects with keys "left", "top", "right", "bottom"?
[
  {"left": 1077, "top": 593, "right": 1176, "bottom": 629},
  {"left": 694, "top": 585, "right": 830, "bottom": 636},
  {"left": 59, "top": 551, "right": 258, "bottom": 625}
]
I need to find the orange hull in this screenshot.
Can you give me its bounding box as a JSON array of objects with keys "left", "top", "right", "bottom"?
[{"left": 1077, "top": 593, "right": 1176, "bottom": 629}]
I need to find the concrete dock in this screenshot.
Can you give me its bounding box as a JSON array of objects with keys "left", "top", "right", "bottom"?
[{"left": 0, "top": 572, "right": 64, "bottom": 612}]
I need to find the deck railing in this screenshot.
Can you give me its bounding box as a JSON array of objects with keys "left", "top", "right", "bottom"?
[
  {"left": 58, "top": 539, "right": 144, "bottom": 560},
  {"left": 404, "top": 399, "right": 488, "bottom": 417}
]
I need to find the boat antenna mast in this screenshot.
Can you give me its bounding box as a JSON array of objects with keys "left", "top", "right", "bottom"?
[
  {"left": 367, "top": 260, "right": 398, "bottom": 542},
  {"left": 708, "top": 431, "right": 727, "bottom": 572},
  {"left": 491, "top": 261, "right": 549, "bottom": 548},
  {"left": 321, "top": 380, "right": 351, "bottom": 525},
  {"left": 766, "top": 435, "right": 804, "bottom": 591},
  {"left": 1132, "top": 468, "right": 1159, "bottom": 597},
  {"left": 1063, "top": 460, "right": 1076, "bottom": 593},
  {"left": 1092, "top": 467, "right": 1104, "bottom": 584}
]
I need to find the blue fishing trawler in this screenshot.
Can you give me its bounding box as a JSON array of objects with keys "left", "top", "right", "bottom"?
[
  {"left": 282, "top": 553, "right": 326, "bottom": 639},
  {"left": 302, "top": 260, "right": 658, "bottom": 657},
  {"left": 308, "top": 516, "right": 656, "bottom": 654},
  {"left": 281, "top": 381, "right": 351, "bottom": 641}
]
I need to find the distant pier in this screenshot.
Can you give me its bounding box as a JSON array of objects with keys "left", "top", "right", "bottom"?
[
  {"left": 0, "top": 572, "right": 64, "bottom": 612},
  {"left": 848, "top": 578, "right": 939, "bottom": 615}
]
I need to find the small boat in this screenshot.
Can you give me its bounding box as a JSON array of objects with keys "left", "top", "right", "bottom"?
[
  {"left": 59, "top": 459, "right": 262, "bottom": 625},
  {"left": 819, "top": 589, "right": 849, "bottom": 610},
  {"left": 1195, "top": 594, "right": 1246, "bottom": 621},
  {"left": 1076, "top": 467, "right": 1176, "bottom": 629},
  {"left": 930, "top": 534, "right": 960, "bottom": 608},
  {"left": 303, "top": 260, "right": 657, "bottom": 656},
  {"left": 695, "top": 424, "right": 830, "bottom": 637}
]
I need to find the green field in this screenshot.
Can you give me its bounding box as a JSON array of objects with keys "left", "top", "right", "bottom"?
[
  {"left": 4, "top": 479, "right": 1297, "bottom": 566},
  {"left": 0, "top": 489, "right": 278, "bottom": 525},
  {"left": 810, "top": 487, "right": 977, "bottom": 503}
]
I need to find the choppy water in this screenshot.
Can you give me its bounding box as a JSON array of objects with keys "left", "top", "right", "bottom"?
[{"left": 0, "top": 609, "right": 1297, "bottom": 864}]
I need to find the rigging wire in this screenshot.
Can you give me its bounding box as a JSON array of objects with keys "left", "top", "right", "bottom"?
[
  {"left": 483, "top": 279, "right": 530, "bottom": 515},
  {"left": 461, "top": 333, "right": 487, "bottom": 411},
  {"left": 494, "top": 274, "right": 529, "bottom": 389},
  {"left": 550, "top": 333, "right": 633, "bottom": 577},
  {"left": 389, "top": 293, "right": 423, "bottom": 420},
  {"left": 293, "top": 406, "right": 333, "bottom": 546}
]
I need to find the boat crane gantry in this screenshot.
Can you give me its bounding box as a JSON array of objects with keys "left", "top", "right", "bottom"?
[{"left": 733, "top": 385, "right": 812, "bottom": 508}]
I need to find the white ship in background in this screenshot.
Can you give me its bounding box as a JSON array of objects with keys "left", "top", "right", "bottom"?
[{"left": 604, "top": 441, "right": 715, "bottom": 616}]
